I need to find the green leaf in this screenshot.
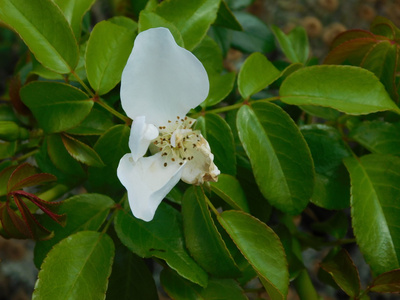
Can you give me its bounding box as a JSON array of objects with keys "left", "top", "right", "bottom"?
[
  {"left": 46, "top": 134, "right": 85, "bottom": 177},
  {"left": 138, "top": 10, "right": 184, "bottom": 47},
  {"left": 203, "top": 72, "right": 236, "bottom": 107},
  {"left": 182, "top": 187, "right": 241, "bottom": 277},
  {"left": 320, "top": 249, "right": 361, "bottom": 297},
  {"left": 33, "top": 231, "right": 114, "bottom": 299},
  {"left": 350, "top": 121, "right": 400, "bottom": 156},
  {"left": 161, "top": 268, "right": 248, "bottom": 300},
  {"left": 300, "top": 105, "right": 341, "bottom": 121},
  {"left": 210, "top": 174, "right": 249, "bottom": 212},
  {"left": 238, "top": 52, "right": 280, "bottom": 99},
  {"left": 195, "top": 114, "right": 236, "bottom": 176},
  {"left": 301, "top": 124, "right": 351, "bottom": 209},
  {"left": 155, "top": 0, "right": 221, "bottom": 50},
  {"left": 107, "top": 241, "right": 158, "bottom": 300},
  {"left": 87, "top": 125, "right": 130, "bottom": 196},
  {"left": 344, "top": 155, "right": 400, "bottom": 275},
  {"left": 34, "top": 193, "right": 114, "bottom": 267},
  {"left": 53, "top": 0, "right": 96, "bottom": 39},
  {"left": 218, "top": 210, "right": 289, "bottom": 300},
  {"left": 369, "top": 269, "right": 400, "bottom": 293},
  {"left": 193, "top": 35, "right": 223, "bottom": 74},
  {"left": 280, "top": 65, "right": 400, "bottom": 115},
  {"left": 214, "top": 0, "right": 242, "bottom": 31},
  {"left": 271, "top": 26, "right": 309, "bottom": 64},
  {"left": 114, "top": 202, "right": 208, "bottom": 287},
  {"left": 21, "top": 82, "right": 93, "bottom": 133},
  {"left": 236, "top": 102, "right": 314, "bottom": 215},
  {"left": 0, "top": 0, "right": 79, "bottom": 73},
  {"left": 231, "top": 12, "right": 275, "bottom": 54},
  {"left": 86, "top": 20, "right": 135, "bottom": 95},
  {"left": 61, "top": 134, "right": 104, "bottom": 167},
  {"left": 66, "top": 107, "right": 114, "bottom": 135}
]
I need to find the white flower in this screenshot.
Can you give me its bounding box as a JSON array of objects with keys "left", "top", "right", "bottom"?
[{"left": 117, "top": 27, "right": 220, "bottom": 222}]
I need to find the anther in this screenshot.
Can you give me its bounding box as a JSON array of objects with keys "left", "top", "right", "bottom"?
[
  {"left": 171, "top": 158, "right": 175, "bottom": 161},
  {"left": 164, "top": 163, "right": 167, "bottom": 167}
]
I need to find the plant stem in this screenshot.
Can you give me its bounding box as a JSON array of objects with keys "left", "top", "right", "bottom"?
[
  {"left": 95, "top": 97, "right": 131, "bottom": 123},
  {"left": 293, "top": 269, "right": 321, "bottom": 300},
  {"left": 15, "top": 149, "right": 39, "bottom": 162},
  {"left": 70, "top": 70, "right": 95, "bottom": 98},
  {"left": 205, "top": 196, "right": 220, "bottom": 216},
  {"left": 37, "top": 184, "right": 69, "bottom": 202}
]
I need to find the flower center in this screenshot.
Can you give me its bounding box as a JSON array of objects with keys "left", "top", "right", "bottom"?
[{"left": 151, "top": 116, "right": 201, "bottom": 167}]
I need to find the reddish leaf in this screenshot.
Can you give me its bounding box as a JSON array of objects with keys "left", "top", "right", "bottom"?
[
  {"left": 330, "top": 29, "right": 377, "bottom": 49},
  {"left": 320, "top": 249, "right": 361, "bottom": 297},
  {"left": 369, "top": 269, "right": 400, "bottom": 293},
  {"left": 7, "top": 163, "right": 37, "bottom": 193},
  {"left": 0, "top": 165, "right": 17, "bottom": 196}
]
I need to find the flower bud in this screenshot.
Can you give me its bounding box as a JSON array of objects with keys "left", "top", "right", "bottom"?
[{"left": 0, "top": 121, "right": 29, "bottom": 141}]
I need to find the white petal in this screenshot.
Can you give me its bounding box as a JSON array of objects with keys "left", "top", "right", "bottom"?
[
  {"left": 129, "top": 116, "right": 159, "bottom": 161},
  {"left": 117, "top": 152, "right": 184, "bottom": 221},
  {"left": 181, "top": 135, "right": 220, "bottom": 185},
  {"left": 120, "top": 27, "right": 209, "bottom": 126}
]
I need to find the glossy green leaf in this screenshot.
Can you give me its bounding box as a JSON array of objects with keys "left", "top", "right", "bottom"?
[
  {"left": 204, "top": 72, "right": 236, "bottom": 107},
  {"left": 46, "top": 134, "right": 85, "bottom": 177},
  {"left": 193, "top": 36, "right": 223, "bottom": 74},
  {"left": 231, "top": 12, "right": 275, "bottom": 54},
  {"left": 361, "top": 41, "right": 398, "bottom": 101},
  {"left": 301, "top": 124, "right": 351, "bottom": 209},
  {"left": 161, "top": 268, "right": 248, "bottom": 300},
  {"left": 66, "top": 108, "right": 114, "bottom": 135},
  {"left": 350, "top": 121, "right": 400, "bottom": 156},
  {"left": 236, "top": 102, "right": 314, "bottom": 215},
  {"left": 320, "top": 249, "right": 361, "bottom": 297},
  {"left": 139, "top": 11, "right": 184, "bottom": 47},
  {"left": 370, "top": 16, "right": 400, "bottom": 40},
  {"left": 33, "top": 231, "right": 114, "bottom": 299},
  {"left": 272, "top": 26, "right": 309, "bottom": 64},
  {"left": 238, "top": 52, "right": 280, "bottom": 99},
  {"left": 214, "top": 0, "right": 242, "bottom": 31},
  {"left": 155, "top": 0, "right": 220, "bottom": 50},
  {"left": 107, "top": 242, "right": 158, "bottom": 300},
  {"left": 182, "top": 187, "right": 240, "bottom": 277},
  {"left": 61, "top": 134, "right": 104, "bottom": 167},
  {"left": 193, "top": 35, "right": 234, "bottom": 107},
  {"left": 280, "top": 65, "right": 400, "bottom": 115},
  {"left": 210, "top": 174, "right": 249, "bottom": 212},
  {"left": 300, "top": 105, "right": 341, "bottom": 121},
  {"left": 53, "top": 0, "right": 96, "bottom": 39},
  {"left": 218, "top": 210, "right": 289, "bottom": 300},
  {"left": 34, "top": 193, "right": 114, "bottom": 267},
  {"left": 195, "top": 114, "right": 236, "bottom": 176},
  {"left": 114, "top": 202, "right": 208, "bottom": 287},
  {"left": 0, "top": 0, "right": 79, "bottom": 73},
  {"left": 344, "top": 155, "right": 400, "bottom": 275},
  {"left": 87, "top": 125, "right": 130, "bottom": 196},
  {"left": 21, "top": 82, "right": 93, "bottom": 133},
  {"left": 86, "top": 20, "right": 135, "bottom": 95},
  {"left": 369, "top": 269, "right": 400, "bottom": 293}
]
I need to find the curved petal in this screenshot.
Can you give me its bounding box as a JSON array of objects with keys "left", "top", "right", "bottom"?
[
  {"left": 180, "top": 135, "right": 220, "bottom": 185},
  {"left": 129, "top": 116, "right": 159, "bottom": 161},
  {"left": 120, "top": 27, "right": 209, "bottom": 126},
  {"left": 117, "top": 152, "right": 185, "bottom": 221}
]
